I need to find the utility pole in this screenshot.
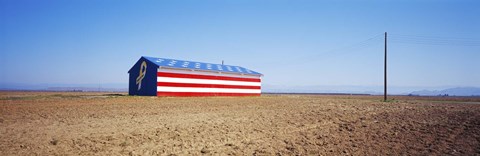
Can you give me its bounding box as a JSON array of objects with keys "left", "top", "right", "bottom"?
[{"left": 384, "top": 32, "right": 387, "bottom": 101}]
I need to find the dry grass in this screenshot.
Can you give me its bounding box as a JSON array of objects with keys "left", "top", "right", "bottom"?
[{"left": 1, "top": 91, "right": 479, "bottom": 155}]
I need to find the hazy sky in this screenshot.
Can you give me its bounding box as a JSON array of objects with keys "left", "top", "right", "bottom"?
[{"left": 1, "top": 0, "right": 479, "bottom": 92}]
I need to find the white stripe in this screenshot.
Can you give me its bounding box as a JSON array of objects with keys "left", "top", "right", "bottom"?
[
  {"left": 157, "top": 77, "right": 261, "bottom": 86},
  {"left": 157, "top": 86, "right": 261, "bottom": 93}
]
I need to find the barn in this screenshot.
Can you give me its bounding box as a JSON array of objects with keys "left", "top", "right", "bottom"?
[{"left": 128, "top": 56, "right": 263, "bottom": 96}]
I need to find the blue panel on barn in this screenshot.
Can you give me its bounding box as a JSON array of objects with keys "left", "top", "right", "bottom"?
[
  {"left": 143, "top": 56, "right": 262, "bottom": 75},
  {"left": 128, "top": 57, "right": 158, "bottom": 96}
]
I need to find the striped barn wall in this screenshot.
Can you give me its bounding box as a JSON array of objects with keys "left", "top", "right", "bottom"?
[{"left": 156, "top": 68, "right": 261, "bottom": 96}]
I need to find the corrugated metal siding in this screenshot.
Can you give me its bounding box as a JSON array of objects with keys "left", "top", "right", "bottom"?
[{"left": 156, "top": 68, "right": 261, "bottom": 96}]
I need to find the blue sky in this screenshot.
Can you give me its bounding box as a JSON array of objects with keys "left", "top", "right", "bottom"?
[{"left": 1, "top": 0, "right": 479, "bottom": 93}]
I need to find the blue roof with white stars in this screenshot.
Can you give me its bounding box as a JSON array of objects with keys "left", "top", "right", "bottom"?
[{"left": 142, "top": 56, "right": 262, "bottom": 75}]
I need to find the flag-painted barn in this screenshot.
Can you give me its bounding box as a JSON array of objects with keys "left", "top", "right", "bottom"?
[{"left": 128, "top": 56, "right": 263, "bottom": 96}]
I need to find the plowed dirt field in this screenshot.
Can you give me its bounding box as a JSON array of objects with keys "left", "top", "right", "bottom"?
[{"left": 1, "top": 92, "right": 479, "bottom": 155}]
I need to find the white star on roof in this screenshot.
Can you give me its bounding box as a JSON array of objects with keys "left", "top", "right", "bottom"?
[
  {"left": 226, "top": 66, "right": 233, "bottom": 71},
  {"left": 235, "top": 66, "right": 243, "bottom": 72},
  {"left": 168, "top": 60, "right": 177, "bottom": 66},
  {"left": 182, "top": 62, "right": 190, "bottom": 67}
]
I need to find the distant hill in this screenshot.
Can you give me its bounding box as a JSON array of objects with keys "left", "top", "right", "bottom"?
[
  {"left": 46, "top": 87, "right": 127, "bottom": 92},
  {"left": 0, "top": 83, "right": 127, "bottom": 92},
  {"left": 410, "top": 87, "right": 480, "bottom": 96}
]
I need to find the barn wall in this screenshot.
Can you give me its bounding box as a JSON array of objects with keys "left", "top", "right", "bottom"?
[
  {"left": 128, "top": 57, "right": 158, "bottom": 96},
  {"left": 156, "top": 68, "right": 261, "bottom": 96}
]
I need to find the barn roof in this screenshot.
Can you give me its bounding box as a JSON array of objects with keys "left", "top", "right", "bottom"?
[{"left": 139, "top": 56, "right": 262, "bottom": 76}]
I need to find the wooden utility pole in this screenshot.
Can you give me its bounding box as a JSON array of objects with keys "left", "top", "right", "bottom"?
[{"left": 384, "top": 32, "right": 387, "bottom": 101}]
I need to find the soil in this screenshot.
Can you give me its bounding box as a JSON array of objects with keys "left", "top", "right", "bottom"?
[{"left": 1, "top": 91, "right": 479, "bottom": 155}]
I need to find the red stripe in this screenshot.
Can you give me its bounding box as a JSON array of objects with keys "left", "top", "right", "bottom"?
[
  {"left": 157, "top": 82, "right": 261, "bottom": 89},
  {"left": 157, "top": 72, "right": 261, "bottom": 82},
  {"left": 157, "top": 92, "right": 261, "bottom": 97}
]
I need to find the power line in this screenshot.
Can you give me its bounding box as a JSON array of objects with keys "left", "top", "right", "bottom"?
[
  {"left": 390, "top": 33, "right": 480, "bottom": 40},
  {"left": 300, "top": 33, "right": 384, "bottom": 62},
  {"left": 263, "top": 33, "right": 384, "bottom": 66},
  {"left": 389, "top": 34, "right": 480, "bottom": 46}
]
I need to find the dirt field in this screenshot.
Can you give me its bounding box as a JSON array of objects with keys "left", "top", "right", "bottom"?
[{"left": 1, "top": 92, "right": 479, "bottom": 155}]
